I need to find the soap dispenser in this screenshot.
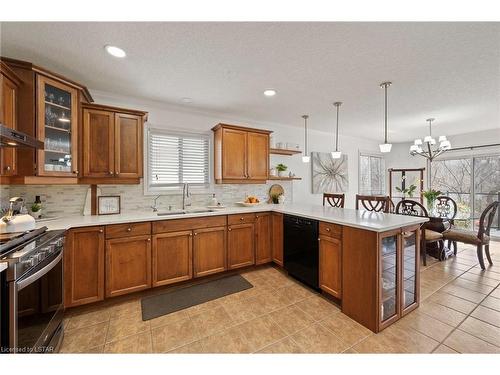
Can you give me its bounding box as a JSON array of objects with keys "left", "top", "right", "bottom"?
[{"left": 210, "top": 193, "right": 218, "bottom": 206}]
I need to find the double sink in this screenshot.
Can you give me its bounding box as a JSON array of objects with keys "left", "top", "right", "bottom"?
[{"left": 156, "top": 208, "right": 216, "bottom": 216}]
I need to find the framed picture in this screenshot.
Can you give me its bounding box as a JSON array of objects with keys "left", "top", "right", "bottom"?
[
  {"left": 98, "top": 196, "right": 121, "bottom": 215},
  {"left": 311, "top": 152, "right": 349, "bottom": 193}
]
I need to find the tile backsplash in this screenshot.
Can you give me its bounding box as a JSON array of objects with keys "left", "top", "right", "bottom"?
[{"left": 2, "top": 181, "right": 293, "bottom": 217}]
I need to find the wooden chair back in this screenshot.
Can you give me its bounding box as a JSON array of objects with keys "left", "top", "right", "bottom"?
[
  {"left": 395, "top": 200, "right": 429, "bottom": 217},
  {"left": 478, "top": 201, "right": 499, "bottom": 241},
  {"left": 435, "top": 196, "right": 458, "bottom": 220},
  {"left": 323, "top": 193, "right": 345, "bottom": 208},
  {"left": 355, "top": 195, "right": 390, "bottom": 213}
]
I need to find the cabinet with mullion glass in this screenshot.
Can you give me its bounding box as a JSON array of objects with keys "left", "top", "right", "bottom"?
[{"left": 37, "top": 74, "right": 78, "bottom": 176}]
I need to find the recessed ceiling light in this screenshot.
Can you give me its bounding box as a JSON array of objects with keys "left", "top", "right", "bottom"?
[
  {"left": 181, "top": 97, "right": 193, "bottom": 103},
  {"left": 263, "top": 89, "right": 277, "bottom": 97},
  {"left": 104, "top": 45, "right": 126, "bottom": 58}
]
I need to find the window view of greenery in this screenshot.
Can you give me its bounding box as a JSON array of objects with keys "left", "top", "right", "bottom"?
[
  {"left": 431, "top": 154, "right": 499, "bottom": 236},
  {"left": 359, "top": 154, "right": 385, "bottom": 195}
]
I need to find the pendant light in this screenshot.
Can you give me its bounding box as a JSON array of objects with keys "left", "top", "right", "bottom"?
[
  {"left": 331, "top": 102, "right": 342, "bottom": 159},
  {"left": 379, "top": 81, "right": 392, "bottom": 153},
  {"left": 301, "top": 115, "right": 310, "bottom": 163}
]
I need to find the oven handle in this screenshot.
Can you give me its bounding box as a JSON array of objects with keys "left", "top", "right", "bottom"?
[{"left": 17, "top": 251, "right": 63, "bottom": 291}]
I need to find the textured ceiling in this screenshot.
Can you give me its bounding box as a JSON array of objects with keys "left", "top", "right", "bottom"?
[{"left": 1, "top": 22, "right": 499, "bottom": 141}]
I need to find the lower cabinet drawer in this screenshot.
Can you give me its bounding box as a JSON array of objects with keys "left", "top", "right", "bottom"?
[
  {"left": 319, "top": 222, "right": 342, "bottom": 238},
  {"left": 106, "top": 222, "right": 151, "bottom": 239},
  {"left": 153, "top": 215, "right": 227, "bottom": 233},
  {"left": 228, "top": 213, "right": 256, "bottom": 225}
]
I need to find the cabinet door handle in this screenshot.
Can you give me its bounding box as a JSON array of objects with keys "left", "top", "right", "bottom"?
[
  {"left": 189, "top": 233, "right": 193, "bottom": 237},
  {"left": 147, "top": 238, "right": 151, "bottom": 242},
  {"left": 318, "top": 238, "right": 321, "bottom": 241},
  {"left": 99, "top": 229, "right": 104, "bottom": 233},
  {"left": 72, "top": 170, "right": 79, "bottom": 174},
  {"left": 126, "top": 227, "right": 132, "bottom": 232},
  {"left": 194, "top": 232, "right": 198, "bottom": 236},
  {"left": 228, "top": 228, "right": 232, "bottom": 231},
  {"left": 5, "top": 166, "right": 11, "bottom": 171},
  {"left": 326, "top": 227, "right": 331, "bottom": 232},
  {"left": 240, "top": 217, "right": 244, "bottom": 221},
  {"left": 109, "top": 171, "right": 114, "bottom": 175}
]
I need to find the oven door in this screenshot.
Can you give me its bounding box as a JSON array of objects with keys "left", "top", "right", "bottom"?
[{"left": 11, "top": 250, "right": 64, "bottom": 353}]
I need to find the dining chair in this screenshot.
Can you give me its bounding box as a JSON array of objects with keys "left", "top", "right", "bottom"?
[
  {"left": 443, "top": 201, "right": 499, "bottom": 270},
  {"left": 355, "top": 194, "right": 390, "bottom": 213},
  {"left": 323, "top": 193, "right": 345, "bottom": 208},
  {"left": 434, "top": 196, "right": 458, "bottom": 254},
  {"left": 395, "top": 200, "right": 444, "bottom": 266}
]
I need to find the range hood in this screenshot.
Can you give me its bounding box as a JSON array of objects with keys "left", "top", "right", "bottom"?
[{"left": 0, "top": 124, "right": 44, "bottom": 149}]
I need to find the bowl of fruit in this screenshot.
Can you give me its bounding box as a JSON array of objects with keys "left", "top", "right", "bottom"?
[{"left": 237, "top": 196, "right": 261, "bottom": 207}]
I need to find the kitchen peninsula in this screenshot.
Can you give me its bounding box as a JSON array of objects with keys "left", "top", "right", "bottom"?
[{"left": 41, "top": 203, "right": 427, "bottom": 333}]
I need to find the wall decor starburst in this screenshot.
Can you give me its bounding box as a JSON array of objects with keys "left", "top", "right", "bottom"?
[{"left": 311, "top": 152, "right": 349, "bottom": 194}]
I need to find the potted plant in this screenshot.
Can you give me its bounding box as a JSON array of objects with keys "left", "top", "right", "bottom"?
[
  {"left": 395, "top": 184, "right": 417, "bottom": 199},
  {"left": 30, "top": 202, "right": 42, "bottom": 219},
  {"left": 270, "top": 193, "right": 282, "bottom": 204},
  {"left": 276, "top": 163, "right": 288, "bottom": 177},
  {"left": 423, "top": 189, "right": 442, "bottom": 212}
]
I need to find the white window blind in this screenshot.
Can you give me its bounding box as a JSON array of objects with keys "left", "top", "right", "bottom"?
[
  {"left": 359, "top": 153, "right": 386, "bottom": 195},
  {"left": 148, "top": 130, "right": 210, "bottom": 188}
]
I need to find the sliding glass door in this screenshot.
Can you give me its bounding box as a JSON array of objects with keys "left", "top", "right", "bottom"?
[{"left": 431, "top": 153, "right": 499, "bottom": 237}]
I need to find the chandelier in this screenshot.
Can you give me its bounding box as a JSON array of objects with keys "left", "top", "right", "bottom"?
[{"left": 410, "top": 118, "right": 451, "bottom": 160}]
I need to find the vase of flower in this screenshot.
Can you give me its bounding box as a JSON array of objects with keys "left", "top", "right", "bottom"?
[{"left": 423, "top": 189, "right": 442, "bottom": 214}]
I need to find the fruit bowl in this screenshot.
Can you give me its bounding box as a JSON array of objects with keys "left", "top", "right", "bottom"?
[{"left": 236, "top": 201, "right": 262, "bottom": 207}]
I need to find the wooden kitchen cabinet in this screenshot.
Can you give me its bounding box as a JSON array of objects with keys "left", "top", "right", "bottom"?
[
  {"left": 37, "top": 74, "right": 79, "bottom": 177},
  {"left": 212, "top": 123, "right": 271, "bottom": 184},
  {"left": 105, "top": 234, "right": 152, "bottom": 298},
  {"left": 271, "top": 212, "right": 284, "bottom": 266},
  {"left": 0, "top": 62, "right": 20, "bottom": 177},
  {"left": 82, "top": 103, "right": 147, "bottom": 181},
  {"left": 227, "top": 223, "right": 255, "bottom": 269},
  {"left": 319, "top": 235, "right": 342, "bottom": 299},
  {"left": 193, "top": 226, "right": 227, "bottom": 278},
  {"left": 255, "top": 212, "right": 272, "bottom": 264},
  {"left": 64, "top": 226, "right": 105, "bottom": 308},
  {"left": 342, "top": 225, "right": 420, "bottom": 333},
  {"left": 152, "top": 231, "right": 193, "bottom": 287}
]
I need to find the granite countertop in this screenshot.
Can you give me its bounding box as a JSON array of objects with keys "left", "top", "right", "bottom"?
[{"left": 34, "top": 203, "right": 427, "bottom": 232}]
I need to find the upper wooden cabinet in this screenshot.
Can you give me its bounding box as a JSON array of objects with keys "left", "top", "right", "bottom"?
[
  {"left": 37, "top": 74, "right": 79, "bottom": 177},
  {"left": 0, "top": 62, "right": 21, "bottom": 177},
  {"left": 212, "top": 123, "right": 271, "bottom": 184},
  {"left": 82, "top": 103, "right": 147, "bottom": 181},
  {"left": 1, "top": 57, "right": 92, "bottom": 181}
]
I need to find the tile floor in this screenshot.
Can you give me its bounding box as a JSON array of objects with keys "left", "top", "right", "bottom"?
[{"left": 61, "top": 241, "right": 500, "bottom": 354}]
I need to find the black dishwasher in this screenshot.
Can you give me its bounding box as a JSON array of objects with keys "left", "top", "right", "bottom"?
[{"left": 283, "top": 214, "right": 319, "bottom": 290}]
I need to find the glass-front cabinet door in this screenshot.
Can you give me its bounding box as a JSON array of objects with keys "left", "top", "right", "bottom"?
[
  {"left": 379, "top": 231, "right": 399, "bottom": 327},
  {"left": 401, "top": 226, "right": 420, "bottom": 315},
  {"left": 37, "top": 75, "right": 78, "bottom": 176}
]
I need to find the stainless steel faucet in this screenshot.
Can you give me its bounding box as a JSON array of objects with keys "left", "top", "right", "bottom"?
[
  {"left": 151, "top": 195, "right": 161, "bottom": 212},
  {"left": 182, "top": 183, "right": 191, "bottom": 210}
]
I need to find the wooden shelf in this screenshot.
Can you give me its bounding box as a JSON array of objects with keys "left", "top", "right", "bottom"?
[
  {"left": 269, "top": 148, "right": 302, "bottom": 156},
  {"left": 45, "top": 101, "right": 71, "bottom": 111},
  {"left": 268, "top": 176, "right": 302, "bottom": 181},
  {"left": 46, "top": 125, "right": 71, "bottom": 133}
]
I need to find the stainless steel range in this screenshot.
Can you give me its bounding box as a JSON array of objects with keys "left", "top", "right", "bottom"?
[{"left": 0, "top": 227, "right": 65, "bottom": 353}]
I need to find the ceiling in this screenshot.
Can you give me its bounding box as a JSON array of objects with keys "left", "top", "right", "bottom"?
[{"left": 1, "top": 22, "right": 499, "bottom": 142}]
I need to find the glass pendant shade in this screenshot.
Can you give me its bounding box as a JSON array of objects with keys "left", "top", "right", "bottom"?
[
  {"left": 438, "top": 135, "right": 447, "bottom": 142},
  {"left": 379, "top": 143, "right": 392, "bottom": 153},
  {"left": 440, "top": 140, "right": 451, "bottom": 150},
  {"left": 414, "top": 139, "right": 423, "bottom": 146},
  {"left": 423, "top": 135, "right": 434, "bottom": 143},
  {"left": 331, "top": 151, "right": 342, "bottom": 159},
  {"left": 302, "top": 155, "right": 310, "bottom": 163},
  {"left": 410, "top": 144, "right": 419, "bottom": 152}
]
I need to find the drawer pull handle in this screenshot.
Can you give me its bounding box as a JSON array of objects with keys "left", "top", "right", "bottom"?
[
  {"left": 147, "top": 238, "right": 151, "bottom": 242},
  {"left": 326, "top": 228, "right": 331, "bottom": 232},
  {"left": 126, "top": 227, "right": 132, "bottom": 232},
  {"left": 99, "top": 229, "right": 104, "bottom": 233},
  {"left": 240, "top": 217, "right": 244, "bottom": 221}
]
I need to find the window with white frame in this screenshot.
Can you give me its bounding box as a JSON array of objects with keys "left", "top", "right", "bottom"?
[
  {"left": 146, "top": 128, "right": 210, "bottom": 191},
  {"left": 359, "top": 153, "right": 386, "bottom": 195}
]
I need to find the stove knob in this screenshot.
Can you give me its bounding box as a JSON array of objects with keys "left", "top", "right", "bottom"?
[
  {"left": 22, "top": 257, "right": 35, "bottom": 267},
  {"left": 46, "top": 244, "right": 55, "bottom": 253}
]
